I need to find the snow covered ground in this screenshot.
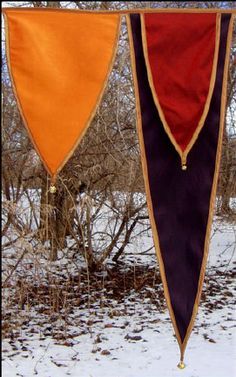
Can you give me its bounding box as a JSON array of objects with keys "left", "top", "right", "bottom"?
[
  {"left": 2, "top": 306, "right": 235, "bottom": 377},
  {"left": 2, "top": 219, "right": 236, "bottom": 377},
  {"left": 2, "top": 303, "right": 236, "bottom": 377}
]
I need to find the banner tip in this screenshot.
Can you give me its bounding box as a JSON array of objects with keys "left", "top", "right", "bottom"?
[{"left": 177, "top": 361, "right": 186, "bottom": 369}]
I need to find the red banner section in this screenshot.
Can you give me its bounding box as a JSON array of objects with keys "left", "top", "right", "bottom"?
[{"left": 142, "top": 13, "right": 220, "bottom": 168}]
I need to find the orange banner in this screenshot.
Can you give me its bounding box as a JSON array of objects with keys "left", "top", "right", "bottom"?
[{"left": 4, "top": 9, "right": 120, "bottom": 180}]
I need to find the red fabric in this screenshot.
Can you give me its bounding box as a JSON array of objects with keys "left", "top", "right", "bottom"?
[{"left": 144, "top": 13, "right": 216, "bottom": 152}]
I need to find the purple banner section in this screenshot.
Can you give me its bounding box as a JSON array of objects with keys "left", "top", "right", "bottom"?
[{"left": 130, "top": 13, "right": 230, "bottom": 342}]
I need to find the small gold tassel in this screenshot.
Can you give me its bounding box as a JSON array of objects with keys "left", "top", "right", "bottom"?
[
  {"left": 181, "top": 155, "right": 187, "bottom": 171},
  {"left": 177, "top": 361, "right": 186, "bottom": 369},
  {"left": 49, "top": 185, "right": 57, "bottom": 194},
  {"left": 49, "top": 175, "right": 57, "bottom": 194}
]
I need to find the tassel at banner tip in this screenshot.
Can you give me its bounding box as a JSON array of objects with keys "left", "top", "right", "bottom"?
[
  {"left": 49, "top": 175, "right": 57, "bottom": 194},
  {"left": 181, "top": 155, "right": 187, "bottom": 171},
  {"left": 177, "top": 350, "right": 186, "bottom": 369},
  {"left": 49, "top": 185, "right": 57, "bottom": 194},
  {"left": 177, "top": 361, "right": 186, "bottom": 369}
]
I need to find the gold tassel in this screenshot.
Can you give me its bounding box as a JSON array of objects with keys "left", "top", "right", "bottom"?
[
  {"left": 178, "top": 350, "right": 186, "bottom": 369},
  {"left": 177, "top": 358, "right": 186, "bottom": 369},
  {"left": 181, "top": 155, "right": 187, "bottom": 171},
  {"left": 49, "top": 175, "right": 57, "bottom": 194}
]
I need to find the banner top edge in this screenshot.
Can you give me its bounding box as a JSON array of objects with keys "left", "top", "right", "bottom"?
[{"left": 2, "top": 7, "right": 236, "bottom": 15}]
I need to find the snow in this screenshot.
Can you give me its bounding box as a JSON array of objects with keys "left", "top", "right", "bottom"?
[
  {"left": 2, "top": 304, "right": 236, "bottom": 377},
  {"left": 2, "top": 219, "right": 236, "bottom": 377}
]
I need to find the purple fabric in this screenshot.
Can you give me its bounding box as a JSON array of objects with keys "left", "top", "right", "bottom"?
[{"left": 130, "top": 13, "right": 231, "bottom": 341}]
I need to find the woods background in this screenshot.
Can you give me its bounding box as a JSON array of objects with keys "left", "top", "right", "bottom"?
[{"left": 2, "top": 1, "right": 236, "bottom": 339}]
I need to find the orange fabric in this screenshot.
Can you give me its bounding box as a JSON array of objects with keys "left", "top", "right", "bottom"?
[
  {"left": 143, "top": 13, "right": 216, "bottom": 152},
  {"left": 4, "top": 9, "right": 120, "bottom": 177}
]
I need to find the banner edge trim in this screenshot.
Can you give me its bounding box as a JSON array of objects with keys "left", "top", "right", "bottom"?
[{"left": 2, "top": 8, "right": 236, "bottom": 15}]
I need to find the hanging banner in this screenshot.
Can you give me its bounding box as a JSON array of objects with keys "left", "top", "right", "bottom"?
[
  {"left": 127, "top": 12, "right": 233, "bottom": 366},
  {"left": 3, "top": 9, "right": 120, "bottom": 183}
]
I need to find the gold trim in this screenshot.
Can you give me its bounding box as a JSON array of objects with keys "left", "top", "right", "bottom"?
[
  {"left": 127, "top": 12, "right": 234, "bottom": 362},
  {"left": 3, "top": 13, "right": 121, "bottom": 180},
  {"left": 126, "top": 14, "right": 183, "bottom": 357},
  {"left": 2, "top": 8, "right": 236, "bottom": 15},
  {"left": 141, "top": 13, "right": 221, "bottom": 168},
  {"left": 180, "top": 14, "right": 234, "bottom": 359}
]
